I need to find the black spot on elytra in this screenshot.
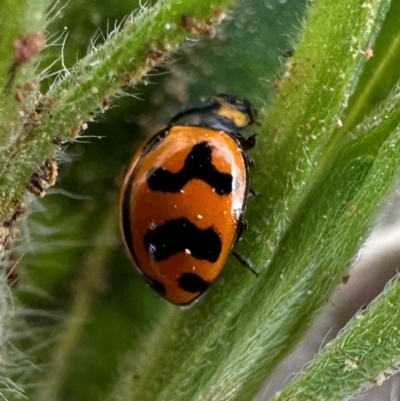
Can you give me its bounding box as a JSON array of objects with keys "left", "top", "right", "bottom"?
[
  {"left": 178, "top": 273, "right": 209, "bottom": 293},
  {"left": 145, "top": 218, "right": 221, "bottom": 262},
  {"left": 147, "top": 142, "right": 232, "bottom": 195}
]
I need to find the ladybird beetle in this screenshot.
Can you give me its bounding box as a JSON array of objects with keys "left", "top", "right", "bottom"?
[{"left": 120, "top": 95, "right": 257, "bottom": 305}]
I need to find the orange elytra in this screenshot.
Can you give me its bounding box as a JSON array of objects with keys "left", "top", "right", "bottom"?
[{"left": 120, "top": 95, "right": 257, "bottom": 305}]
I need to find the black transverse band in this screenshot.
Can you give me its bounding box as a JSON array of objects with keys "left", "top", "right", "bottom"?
[
  {"left": 145, "top": 218, "right": 221, "bottom": 262},
  {"left": 147, "top": 142, "right": 233, "bottom": 195}
]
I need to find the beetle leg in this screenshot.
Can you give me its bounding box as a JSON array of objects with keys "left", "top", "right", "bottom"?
[
  {"left": 231, "top": 250, "right": 259, "bottom": 277},
  {"left": 247, "top": 156, "right": 255, "bottom": 168},
  {"left": 242, "top": 133, "right": 257, "bottom": 151},
  {"left": 249, "top": 187, "right": 261, "bottom": 197},
  {"left": 235, "top": 218, "right": 248, "bottom": 244}
]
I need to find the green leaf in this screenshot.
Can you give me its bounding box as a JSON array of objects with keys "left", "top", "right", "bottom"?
[
  {"left": 106, "top": 1, "right": 397, "bottom": 401},
  {"left": 3, "top": 0, "right": 400, "bottom": 400}
]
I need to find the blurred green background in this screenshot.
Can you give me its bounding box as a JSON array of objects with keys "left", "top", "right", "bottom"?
[{"left": 14, "top": 0, "right": 308, "bottom": 400}]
